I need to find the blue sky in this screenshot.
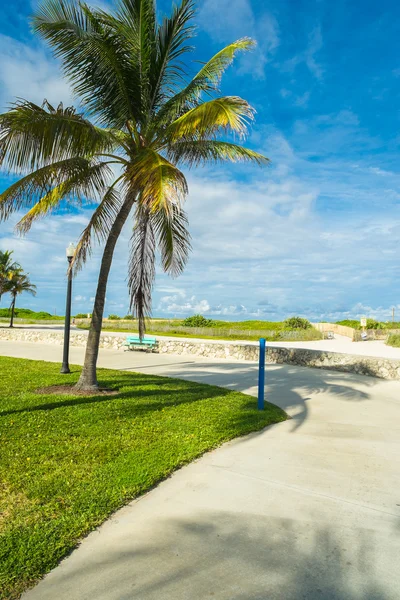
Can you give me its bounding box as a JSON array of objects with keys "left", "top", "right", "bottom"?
[{"left": 1, "top": 0, "right": 400, "bottom": 321}]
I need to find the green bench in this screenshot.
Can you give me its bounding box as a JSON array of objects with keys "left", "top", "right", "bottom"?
[{"left": 124, "top": 335, "right": 157, "bottom": 352}]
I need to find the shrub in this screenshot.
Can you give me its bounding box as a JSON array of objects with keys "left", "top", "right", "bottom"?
[
  {"left": 33, "top": 311, "right": 54, "bottom": 319},
  {"left": 283, "top": 316, "right": 311, "bottom": 330},
  {"left": 336, "top": 319, "right": 386, "bottom": 330},
  {"left": 336, "top": 319, "right": 360, "bottom": 329},
  {"left": 182, "top": 314, "right": 214, "bottom": 327},
  {"left": 386, "top": 334, "right": 400, "bottom": 348},
  {"left": 366, "top": 319, "right": 385, "bottom": 330},
  {"left": 74, "top": 313, "right": 90, "bottom": 319},
  {"left": 0, "top": 308, "right": 54, "bottom": 319},
  {"left": 13, "top": 308, "right": 35, "bottom": 316},
  {"left": 123, "top": 314, "right": 134, "bottom": 320},
  {"left": 108, "top": 314, "right": 121, "bottom": 320}
]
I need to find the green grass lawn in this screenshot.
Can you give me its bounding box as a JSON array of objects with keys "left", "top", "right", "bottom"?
[{"left": 0, "top": 357, "right": 286, "bottom": 599}]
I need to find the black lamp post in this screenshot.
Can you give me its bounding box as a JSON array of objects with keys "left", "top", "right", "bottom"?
[{"left": 60, "top": 242, "right": 76, "bottom": 374}]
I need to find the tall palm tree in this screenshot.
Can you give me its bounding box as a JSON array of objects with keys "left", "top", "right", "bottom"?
[
  {"left": 0, "top": 250, "right": 20, "bottom": 302},
  {"left": 5, "top": 269, "right": 37, "bottom": 327},
  {"left": 0, "top": 0, "right": 269, "bottom": 390}
]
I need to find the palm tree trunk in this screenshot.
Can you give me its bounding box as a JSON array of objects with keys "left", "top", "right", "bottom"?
[
  {"left": 9, "top": 296, "right": 16, "bottom": 328},
  {"left": 75, "top": 197, "right": 135, "bottom": 391}
]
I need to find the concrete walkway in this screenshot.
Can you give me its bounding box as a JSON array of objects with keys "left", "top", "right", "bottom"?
[{"left": 1, "top": 341, "right": 399, "bottom": 599}]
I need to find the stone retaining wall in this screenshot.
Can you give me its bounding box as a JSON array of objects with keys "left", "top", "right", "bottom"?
[
  {"left": 0, "top": 329, "right": 126, "bottom": 350},
  {"left": 1, "top": 328, "right": 400, "bottom": 380}
]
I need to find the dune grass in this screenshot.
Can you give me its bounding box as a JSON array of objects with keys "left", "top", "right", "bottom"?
[
  {"left": 386, "top": 333, "right": 400, "bottom": 348},
  {"left": 0, "top": 357, "right": 286, "bottom": 599},
  {"left": 76, "top": 318, "right": 323, "bottom": 342}
]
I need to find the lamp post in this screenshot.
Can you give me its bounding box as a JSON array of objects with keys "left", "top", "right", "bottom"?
[{"left": 60, "top": 242, "right": 76, "bottom": 374}]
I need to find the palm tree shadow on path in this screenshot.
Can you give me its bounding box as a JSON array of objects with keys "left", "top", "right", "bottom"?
[
  {"left": 45, "top": 510, "right": 397, "bottom": 600},
  {"left": 116, "top": 359, "right": 379, "bottom": 431}
]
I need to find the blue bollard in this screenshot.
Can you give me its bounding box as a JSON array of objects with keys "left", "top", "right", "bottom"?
[{"left": 258, "top": 338, "right": 266, "bottom": 410}]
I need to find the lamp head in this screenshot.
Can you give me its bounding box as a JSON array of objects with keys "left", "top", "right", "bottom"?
[{"left": 66, "top": 242, "right": 76, "bottom": 261}]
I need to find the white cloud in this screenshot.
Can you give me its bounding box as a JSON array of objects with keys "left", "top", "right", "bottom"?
[
  {"left": 0, "top": 34, "right": 73, "bottom": 111},
  {"left": 198, "top": 0, "right": 280, "bottom": 79},
  {"left": 198, "top": 0, "right": 254, "bottom": 39},
  {"left": 305, "top": 26, "right": 324, "bottom": 80},
  {"left": 283, "top": 24, "right": 324, "bottom": 81},
  {"left": 294, "top": 91, "right": 311, "bottom": 107},
  {"left": 368, "top": 166, "right": 395, "bottom": 177},
  {"left": 158, "top": 292, "right": 210, "bottom": 315}
]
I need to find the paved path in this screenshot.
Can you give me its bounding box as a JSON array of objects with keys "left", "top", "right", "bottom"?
[{"left": 1, "top": 341, "right": 399, "bottom": 599}]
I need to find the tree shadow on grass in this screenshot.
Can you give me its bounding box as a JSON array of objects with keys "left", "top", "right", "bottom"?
[{"left": 0, "top": 374, "right": 237, "bottom": 418}]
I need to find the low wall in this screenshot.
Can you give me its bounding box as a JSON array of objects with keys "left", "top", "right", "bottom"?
[
  {"left": 0, "top": 329, "right": 126, "bottom": 350},
  {"left": 1, "top": 328, "right": 400, "bottom": 380}
]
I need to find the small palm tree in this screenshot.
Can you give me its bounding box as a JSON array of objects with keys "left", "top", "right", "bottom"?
[
  {"left": 0, "top": 250, "right": 20, "bottom": 302},
  {"left": 5, "top": 270, "right": 37, "bottom": 327},
  {"left": 0, "top": 0, "right": 269, "bottom": 390}
]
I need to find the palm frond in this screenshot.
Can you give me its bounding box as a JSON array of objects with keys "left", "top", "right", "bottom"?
[
  {"left": 0, "top": 251, "right": 20, "bottom": 275},
  {"left": 0, "top": 158, "right": 111, "bottom": 223},
  {"left": 191, "top": 38, "right": 254, "bottom": 92},
  {"left": 72, "top": 185, "right": 125, "bottom": 272},
  {"left": 0, "top": 100, "right": 115, "bottom": 173},
  {"left": 163, "top": 96, "right": 255, "bottom": 143},
  {"left": 156, "top": 38, "right": 255, "bottom": 125},
  {"left": 128, "top": 204, "right": 156, "bottom": 338},
  {"left": 168, "top": 140, "right": 269, "bottom": 167},
  {"left": 150, "top": 0, "right": 195, "bottom": 109},
  {"left": 33, "top": 0, "right": 140, "bottom": 126},
  {"left": 5, "top": 271, "right": 37, "bottom": 297},
  {"left": 128, "top": 149, "right": 188, "bottom": 214},
  {"left": 115, "top": 0, "right": 157, "bottom": 67},
  {"left": 0, "top": 251, "right": 21, "bottom": 298},
  {"left": 151, "top": 204, "right": 191, "bottom": 277}
]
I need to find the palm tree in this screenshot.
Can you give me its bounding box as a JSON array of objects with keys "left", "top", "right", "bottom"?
[
  {"left": 0, "top": 0, "right": 269, "bottom": 390},
  {"left": 0, "top": 250, "right": 20, "bottom": 302},
  {"left": 5, "top": 269, "right": 37, "bottom": 327}
]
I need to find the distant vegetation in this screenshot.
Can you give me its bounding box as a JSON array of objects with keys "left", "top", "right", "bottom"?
[
  {"left": 0, "top": 308, "right": 63, "bottom": 322},
  {"left": 336, "top": 319, "right": 400, "bottom": 330},
  {"left": 76, "top": 315, "right": 321, "bottom": 342},
  {"left": 335, "top": 319, "right": 363, "bottom": 329}
]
